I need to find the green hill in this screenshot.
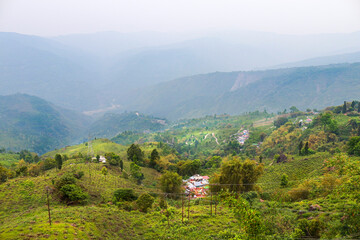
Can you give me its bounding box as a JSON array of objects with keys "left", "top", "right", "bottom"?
[
  {"left": 88, "top": 112, "right": 168, "bottom": 139},
  {"left": 123, "top": 63, "right": 360, "bottom": 120},
  {"left": 0, "top": 94, "right": 91, "bottom": 154}
]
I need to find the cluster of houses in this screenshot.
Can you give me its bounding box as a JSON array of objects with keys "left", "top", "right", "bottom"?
[
  {"left": 298, "top": 117, "right": 313, "bottom": 130},
  {"left": 184, "top": 174, "right": 210, "bottom": 198},
  {"left": 235, "top": 129, "right": 249, "bottom": 145}
]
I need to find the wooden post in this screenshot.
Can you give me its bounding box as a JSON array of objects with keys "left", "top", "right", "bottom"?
[
  {"left": 182, "top": 194, "right": 184, "bottom": 223},
  {"left": 88, "top": 162, "right": 91, "bottom": 184},
  {"left": 188, "top": 193, "right": 190, "bottom": 220},
  {"left": 210, "top": 192, "right": 213, "bottom": 216},
  {"left": 215, "top": 193, "right": 217, "bottom": 215},
  {"left": 46, "top": 187, "right": 52, "bottom": 226}
]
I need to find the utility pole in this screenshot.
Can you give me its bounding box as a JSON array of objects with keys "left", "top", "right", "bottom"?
[
  {"left": 182, "top": 194, "right": 184, "bottom": 223},
  {"left": 210, "top": 192, "right": 213, "bottom": 216},
  {"left": 215, "top": 193, "right": 217, "bottom": 215},
  {"left": 46, "top": 186, "right": 52, "bottom": 226},
  {"left": 188, "top": 193, "right": 190, "bottom": 220},
  {"left": 87, "top": 134, "right": 94, "bottom": 184}
]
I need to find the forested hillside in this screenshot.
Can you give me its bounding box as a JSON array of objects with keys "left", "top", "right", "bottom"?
[
  {"left": 0, "top": 94, "right": 91, "bottom": 154},
  {"left": 88, "top": 112, "right": 168, "bottom": 139},
  {"left": 124, "top": 63, "right": 360, "bottom": 119}
]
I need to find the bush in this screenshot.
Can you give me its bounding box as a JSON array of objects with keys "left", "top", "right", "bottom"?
[
  {"left": 281, "top": 174, "right": 289, "bottom": 187},
  {"left": 59, "top": 184, "right": 88, "bottom": 203},
  {"left": 274, "top": 117, "right": 288, "bottom": 128},
  {"left": 116, "top": 201, "right": 134, "bottom": 211},
  {"left": 297, "top": 218, "right": 325, "bottom": 238},
  {"left": 159, "top": 197, "right": 167, "bottom": 210},
  {"left": 136, "top": 193, "right": 154, "bottom": 213},
  {"left": 113, "top": 188, "right": 137, "bottom": 202},
  {"left": 288, "top": 186, "right": 310, "bottom": 201},
  {"left": 55, "top": 173, "right": 76, "bottom": 190},
  {"left": 242, "top": 191, "right": 258, "bottom": 205}
]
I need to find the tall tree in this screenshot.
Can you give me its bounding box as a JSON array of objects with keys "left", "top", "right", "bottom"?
[
  {"left": 159, "top": 171, "right": 182, "bottom": 198},
  {"left": 55, "top": 154, "right": 62, "bottom": 170},
  {"left": 298, "top": 141, "right": 303, "bottom": 155},
  {"left": 127, "top": 144, "right": 144, "bottom": 166},
  {"left": 119, "top": 159, "right": 124, "bottom": 171},
  {"left": 149, "top": 149, "right": 160, "bottom": 168},
  {"left": 351, "top": 101, "right": 356, "bottom": 109},
  {"left": 130, "top": 162, "right": 144, "bottom": 184},
  {"left": 319, "top": 112, "right": 332, "bottom": 131},
  {"left": 342, "top": 101, "right": 347, "bottom": 114},
  {"left": 101, "top": 166, "right": 108, "bottom": 181},
  {"left": 215, "top": 157, "right": 263, "bottom": 193},
  {"left": 290, "top": 106, "right": 299, "bottom": 113},
  {"left": 274, "top": 117, "right": 288, "bottom": 128},
  {"left": 304, "top": 142, "right": 309, "bottom": 155}
]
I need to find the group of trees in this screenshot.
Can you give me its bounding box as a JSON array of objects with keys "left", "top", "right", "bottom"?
[
  {"left": 113, "top": 188, "right": 155, "bottom": 213},
  {"left": 54, "top": 172, "right": 88, "bottom": 204},
  {"left": 298, "top": 141, "right": 313, "bottom": 156},
  {"left": 211, "top": 157, "right": 264, "bottom": 193},
  {"left": 104, "top": 152, "right": 123, "bottom": 170}
]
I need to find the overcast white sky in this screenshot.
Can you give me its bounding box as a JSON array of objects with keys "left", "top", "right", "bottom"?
[{"left": 0, "top": 0, "right": 359, "bottom": 36}]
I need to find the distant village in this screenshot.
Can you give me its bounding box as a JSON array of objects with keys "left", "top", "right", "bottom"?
[
  {"left": 235, "top": 129, "right": 249, "bottom": 145},
  {"left": 184, "top": 174, "right": 210, "bottom": 198}
]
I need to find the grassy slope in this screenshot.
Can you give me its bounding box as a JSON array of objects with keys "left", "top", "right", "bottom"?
[
  {"left": 0, "top": 153, "right": 19, "bottom": 168},
  {"left": 0, "top": 158, "right": 238, "bottom": 240},
  {"left": 258, "top": 152, "right": 330, "bottom": 191}
]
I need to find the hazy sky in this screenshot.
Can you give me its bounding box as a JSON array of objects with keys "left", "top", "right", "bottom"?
[{"left": 0, "top": 0, "right": 360, "bottom": 36}]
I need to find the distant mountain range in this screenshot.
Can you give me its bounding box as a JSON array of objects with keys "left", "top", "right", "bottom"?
[
  {"left": 122, "top": 63, "right": 360, "bottom": 120},
  {"left": 271, "top": 51, "right": 360, "bottom": 69},
  {"left": 2, "top": 31, "right": 360, "bottom": 113}
]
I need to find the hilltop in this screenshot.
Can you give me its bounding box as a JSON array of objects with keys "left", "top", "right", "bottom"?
[{"left": 0, "top": 94, "right": 91, "bottom": 154}]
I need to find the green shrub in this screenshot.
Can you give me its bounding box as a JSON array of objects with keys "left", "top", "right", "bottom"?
[
  {"left": 136, "top": 193, "right": 154, "bottom": 213},
  {"left": 281, "top": 173, "right": 289, "bottom": 187},
  {"left": 113, "top": 188, "right": 137, "bottom": 202},
  {"left": 159, "top": 197, "right": 167, "bottom": 210},
  {"left": 242, "top": 191, "right": 258, "bottom": 205},
  {"left": 55, "top": 173, "right": 76, "bottom": 190},
  {"left": 59, "top": 184, "right": 88, "bottom": 204},
  {"left": 288, "top": 186, "right": 310, "bottom": 201},
  {"left": 297, "top": 218, "right": 325, "bottom": 238},
  {"left": 116, "top": 201, "right": 134, "bottom": 211}
]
